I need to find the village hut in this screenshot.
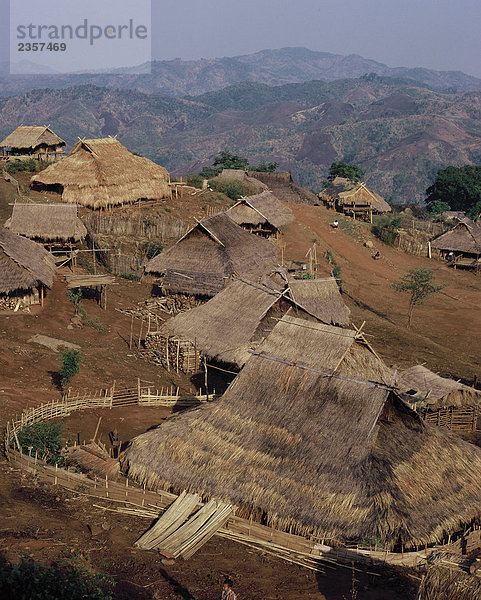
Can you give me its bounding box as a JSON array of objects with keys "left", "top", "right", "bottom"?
[
  {"left": 431, "top": 218, "right": 481, "bottom": 268},
  {"left": 123, "top": 315, "right": 481, "bottom": 550},
  {"left": 30, "top": 137, "right": 171, "bottom": 209},
  {"left": 5, "top": 203, "right": 87, "bottom": 248},
  {"left": 0, "top": 226, "right": 56, "bottom": 309},
  {"left": 319, "top": 177, "right": 391, "bottom": 219},
  {"left": 145, "top": 212, "right": 279, "bottom": 298},
  {"left": 146, "top": 276, "right": 349, "bottom": 372},
  {"left": 247, "top": 171, "right": 319, "bottom": 205},
  {"left": 0, "top": 126, "right": 65, "bottom": 160},
  {"left": 227, "top": 191, "right": 294, "bottom": 238},
  {"left": 397, "top": 365, "right": 480, "bottom": 432}
]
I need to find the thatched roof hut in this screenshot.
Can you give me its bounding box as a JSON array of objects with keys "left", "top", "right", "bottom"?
[
  {"left": 156, "top": 276, "right": 349, "bottom": 369},
  {"left": 247, "top": 171, "right": 319, "bottom": 205},
  {"left": 5, "top": 203, "right": 87, "bottom": 243},
  {"left": 213, "top": 169, "right": 268, "bottom": 193},
  {"left": 227, "top": 191, "right": 294, "bottom": 236},
  {"left": 124, "top": 315, "right": 481, "bottom": 549},
  {"left": 0, "top": 126, "right": 65, "bottom": 158},
  {"left": 397, "top": 365, "right": 481, "bottom": 410},
  {"left": 145, "top": 213, "right": 279, "bottom": 297},
  {"left": 30, "top": 137, "right": 171, "bottom": 209},
  {"left": 0, "top": 226, "right": 56, "bottom": 295},
  {"left": 320, "top": 177, "right": 391, "bottom": 214},
  {"left": 431, "top": 218, "right": 481, "bottom": 257}
]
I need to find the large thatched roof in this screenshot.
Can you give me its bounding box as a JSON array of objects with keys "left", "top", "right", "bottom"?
[
  {"left": 124, "top": 315, "right": 481, "bottom": 548},
  {"left": 227, "top": 191, "right": 294, "bottom": 230},
  {"left": 321, "top": 177, "right": 391, "bottom": 213},
  {"left": 397, "top": 365, "right": 481, "bottom": 410},
  {"left": 158, "top": 276, "right": 348, "bottom": 367},
  {"left": 5, "top": 203, "right": 87, "bottom": 242},
  {"left": 0, "top": 126, "right": 65, "bottom": 151},
  {"left": 0, "top": 226, "right": 56, "bottom": 294},
  {"left": 30, "top": 137, "right": 171, "bottom": 209},
  {"left": 431, "top": 219, "right": 481, "bottom": 254},
  {"left": 288, "top": 277, "right": 350, "bottom": 326},
  {"left": 145, "top": 213, "right": 279, "bottom": 297}
]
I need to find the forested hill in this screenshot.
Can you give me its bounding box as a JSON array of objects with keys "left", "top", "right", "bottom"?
[{"left": 2, "top": 76, "right": 481, "bottom": 203}]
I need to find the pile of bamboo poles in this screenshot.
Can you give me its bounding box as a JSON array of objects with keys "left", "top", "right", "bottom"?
[{"left": 144, "top": 334, "right": 201, "bottom": 373}]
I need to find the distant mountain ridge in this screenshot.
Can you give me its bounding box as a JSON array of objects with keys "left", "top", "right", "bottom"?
[{"left": 1, "top": 47, "right": 481, "bottom": 97}]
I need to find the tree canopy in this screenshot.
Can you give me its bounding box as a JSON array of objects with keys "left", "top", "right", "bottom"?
[
  {"left": 425, "top": 165, "right": 481, "bottom": 217},
  {"left": 327, "top": 161, "right": 365, "bottom": 183},
  {"left": 197, "top": 151, "right": 278, "bottom": 179},
  {"left": 391, "top": 268, "right": 444, "bottom": 326}
]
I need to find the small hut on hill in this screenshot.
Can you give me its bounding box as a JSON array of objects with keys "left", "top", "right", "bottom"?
[
  {"left": 431, "top": 218, "right": 481, "bottom": 268},
  {"left": 5, "top": 203, "right": 86, "bottom": 250},
  {"left": 145, "top": 213, "right": 279, "bottom": 298},
  {"left": 30, "top": 137, "right": 171, "bottom": 209},
  {"left": 227, "top": 191, "right": 294, "bottom": 238},
  {"left": 146, "top": 276, "right": 350, "bottom": 372},
  {"left": 0, "top": 126, "right": 65, "bottom": 160},
  {"left": 0, "top": 226, "right": 56, "bottom": 309},
  {"left": 247, "top": 171, "right": 319, "bottom": 205},
  {"left": 124, "top": 315, "right": 481, "bottom": 549},
  {"left": 320, "top": 177, "right": 391, "bottom": 219},
  {"left": 397, "top": 365, "right": 480, "bottom": 432}
]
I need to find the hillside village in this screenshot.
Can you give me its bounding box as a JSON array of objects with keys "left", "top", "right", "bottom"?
[{"left": 1, "top": 116, "right": 481, "bottom": 600}]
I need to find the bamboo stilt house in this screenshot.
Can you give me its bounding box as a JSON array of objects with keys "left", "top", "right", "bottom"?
[
  {"left": 124, "top": 315, "right": 481, "bottom": 549},
  {"left": 5, "top": 203, "right": 87, "bottom": 244},
  {"left": 431, "top": 218, "right": 481, "bottom": 268},
  {"left": 0, "top": 126, "right": 65, "bottom": 159},
  {"left": 397, "top": 365, "right": 480, "bottom": 432},
  {"left": 319, "top": 177, "right": 391, "bottom": 217},
  {"left": 30, "top": 137, "right": 171, "bottom": 209},
  {"left": 145, "top": 213, "right": 279, "bottom": 298},
  {"left": 227, "top": 191, "right": 294, "bottom": 237},
  {"left": 150, "top": 276, "right": 349, "bottom": 371},
  {"left": 0, "top": 226, "right": 56, "bottom": 308}
]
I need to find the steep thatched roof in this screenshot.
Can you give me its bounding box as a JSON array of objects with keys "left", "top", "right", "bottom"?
[
  {"left": 5, "top": 203, "right": 87, "bottom": 242},
  {"left": 124, "top": 315, "right": 481, "bottom": 548},
  {"left": 288, "top": 278, "right": 350, "bottom": 326},
  {"left": 0, "top": 226, "right": 56, "bottom": 294},
  {"left": 30, "top": 137, "right": 171, "bottom": 209},
  {"left": 0, "top": 126, "right": 65, "bottom": 151},
  {"left": 397, "top": 365, "right": 481, "bottom": 410},
  {"left": 321, "top": 177, "right": 391, "bottom": 213},
  {"left": 417, "top": 553, "right": 481, "bottom": 600},
  {"left": 157, "top": 276, "right": 348, "bottom": 367},
  {"left": 431, "top": 219, "right": 481, "bottom": 254},
  {"left": 247, "top": 171, "right": 319, "bottom": 205},
  {"left": 227, "top": 191, "right": 294, "bottom": 230},
  {"left": 145, "top": 213, "right": 279, "bottom": 297}
]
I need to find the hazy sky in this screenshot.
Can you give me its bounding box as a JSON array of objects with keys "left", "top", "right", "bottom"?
[{"left": 1, "top": 0, "right": 481, "bottom": 76}]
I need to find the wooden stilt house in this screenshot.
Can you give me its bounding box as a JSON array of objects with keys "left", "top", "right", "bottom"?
[
  {"left": 431, "top": 218, "right": 481, "bottom": 269},
  {"left": 0, "top": 126, "right": 65, "bottom": 160},
  {"left": 319, "top": 177, "right": 391, "bottom": 220},
  {"left": 227, "top": 191, "right": 294, "bottom": 238}
]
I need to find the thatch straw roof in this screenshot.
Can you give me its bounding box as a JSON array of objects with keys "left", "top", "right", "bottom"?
[
  {"left": 145, "top": 213, "right": 279, "bottom": 297},
  {"left": 431, "top": 219, "right": 481, "bottom": 254},
  {"left": 158, "top": 276, "right": 348, "bottom": 367},
  {"left": 227, "top": 191, "right": 294, "bottom": 230},
  {"left": 417, "top": 552, "right": 481, "bottom": 600},
  {"left": 5, "top": 203, "right": 87, "bottom": 242},
  {"left": 124, "top": 315, "right": 481, "bottom": 548},
  {"left": 321, "top": 177, "right": 391, "bottom": 213},
  {"left": 30, "top": 137, "right": 171, "bottom": 209},
  {"left": 397, "top": 365, "right": 481, "bottom": 410},
  {"left": 288, "top": 277, "right": 350, "bottom": 326},
  {"left": 247, "top": 171, "right": 319, "bottom": 205},
  {"left": 0, "top": 126, "right": 65, "bottom": 151},
  {"left": 0, "top": 226, "right": 56, "bottom": 294},
  {"left": 213, "top": 169, "right": 268, "bottom": 193}
]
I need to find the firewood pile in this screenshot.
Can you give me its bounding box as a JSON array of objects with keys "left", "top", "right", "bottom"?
[
  {"left": 143, "top": 333, "right": 201, "bottom": 373},
  {"left": 0, "top": 296, "right": 22, "bottom": 311}
]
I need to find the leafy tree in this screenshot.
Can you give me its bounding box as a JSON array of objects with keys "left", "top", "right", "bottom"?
[
  {"left": 213, "top": 150, "right": 249, "bottom": 171},
  {"left": 428, "top": 199, "right": 451, "bottom": 216},
  {"left": 467, "top": 200, "right": 481, "bottom": 220},
  {"left": 58, "top": 349, "right": 82, "bottom": 388},
  {"left": 425, "top": 165, "right": 481, "bottom": 213},
  {"left": 17, "top": 420, "right": 64, "bottom": 464},
  {"left": 391, "top": 268, "right": 444, "bottom": 327},
  {"left": 249, "top": 160, "right": 278, "bottom": 172},
  {"left": 327, "top": 161, "right": 365, "bottom": 183}
]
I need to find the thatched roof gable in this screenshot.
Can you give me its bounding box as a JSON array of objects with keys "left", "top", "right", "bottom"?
[
  {"left": 227, "top": 191, "right": 294, "bottom": 229},
  {"left": 124, "top": 316, "right": 481, "bottom": 548},
  {"left": 431, "top": 219, "right": 481, "bottom": 254},
  {"left": 31, "top": 137, "right": 171, "bottom": 209},
  {"left": 397, "top": 365, "right": 480, "bottom": 409},
  {"left": 288, "top": 278, "right": 350, "bottom": 326},
  {"left": 0, "top": 126, "right": 65, "bottom": 150},
  {"left": 320, "top": 177, "right": 391, "bottom": 213},
  {"left": 319, "top": 176, "right": 356, "bottom": 199},
  {"left": 5, "top": 203, "right": 87, "bottom": 242},
  {"left": 0, "top": 227, "right": 56, "bottom": 294},
  {"left": 145, "top": 213, "right": 279, "bottom": 296}
]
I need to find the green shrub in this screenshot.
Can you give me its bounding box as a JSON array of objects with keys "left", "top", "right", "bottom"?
[
  {"left": 208, "top": 179, "right": 257, "bottom": 200},
  {"left": 140, "top": 241, "right": 164, "bottom": 260},
  {"left": 6, "top": 158, "right": 47, "bottom": 173},
  {"left": 372, "top": 215, "right": 401, "bottom": 246},
  {"left": 16, "top": 420, "right": 64, "bottom": 464},
  {"left": 118, "top": 272, "right": 142, "bottom": 281},
  {"left": 0, "top": 556, "right": 114, "bottom": 600},
  {"left": 83, "top": 317, "right": 106, "bottom": 332},
  {"left": 58, "top": 349, "right": 82, "bottom": 388},
  {"left": 186, "top": 174, "right": 205, "bottom": 189}
]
